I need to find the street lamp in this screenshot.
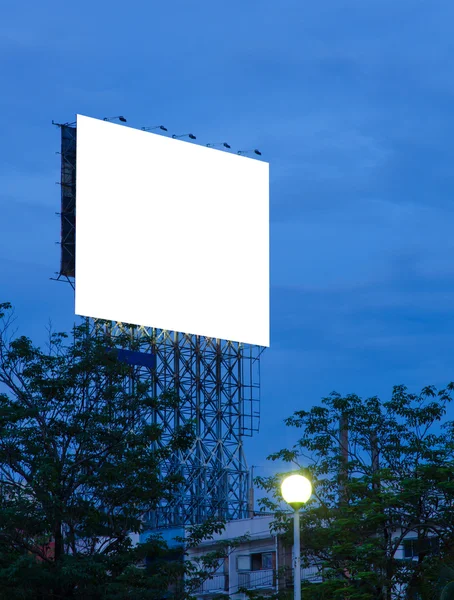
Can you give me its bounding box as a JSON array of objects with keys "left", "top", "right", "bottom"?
[{"left": 281, "top": 474, "right": 312, "bottom": 600}]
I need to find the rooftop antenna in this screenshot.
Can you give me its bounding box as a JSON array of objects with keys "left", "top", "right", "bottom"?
[
  {"left": 206, "top": 142, "right": 231, "bottom": 149},
  {"left": 103, "top": 116, "right": 127, "bottom": 123},
  {"left": 141, "top": 125, "right": 168, "bottom": 132},
  {"left": 237, "top": 148, "right": 262, "bottom": 156},
  {"left": 172, "top": 133, "right": 196, "bottom": 140}
]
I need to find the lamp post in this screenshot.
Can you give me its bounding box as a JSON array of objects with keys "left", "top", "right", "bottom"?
[{"left": 281, "top": 474, "right": 312, "bottom": 600}]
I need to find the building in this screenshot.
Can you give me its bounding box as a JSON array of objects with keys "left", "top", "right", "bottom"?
[
  {"left": 185, "top": 514, "right": 321, "bottom": 600},
  {"left": 184, "top": 514, "right": 443, "bottom": 600}
]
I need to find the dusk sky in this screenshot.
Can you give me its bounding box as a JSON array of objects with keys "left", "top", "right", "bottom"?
[{"left": 2, "top": 0, "right": 454, "bottom": 481}]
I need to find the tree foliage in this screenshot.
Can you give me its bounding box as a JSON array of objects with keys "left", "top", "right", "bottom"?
[
  {"left": 0, "top": 303, "right": 233, "bottom": 599},
  {"left": 255, "top": 384, "right": 454, "bottom": 600}
]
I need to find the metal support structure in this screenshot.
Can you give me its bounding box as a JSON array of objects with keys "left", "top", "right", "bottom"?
[
  {"left": 54, "top": 122, "right": 76, "bottom": 281},
  {"left": 94, "top": 321, "right": 261, "bottom": 527}
]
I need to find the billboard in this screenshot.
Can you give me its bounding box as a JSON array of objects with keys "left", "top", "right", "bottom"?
[{"left": 75, "top": 115, "right": 269, "bottom": 346}]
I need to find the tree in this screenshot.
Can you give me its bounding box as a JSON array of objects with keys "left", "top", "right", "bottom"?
[
  {"left": 0, "top": 302, "right": 232, "bottom": 599},
  {"left": 255, "top": 385, "right": 454, "bottom": 600}
]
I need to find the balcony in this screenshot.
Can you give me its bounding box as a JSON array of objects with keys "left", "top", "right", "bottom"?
[
  {"left": 302, "top": 565, "right": 323, "bottom": 583},
  {"left": 238, "top": 569, "right": 275, "bottom": 589},
  {"left": 195, "top": 574, "right": 228, "bottom": 595},
  {"left": 284, "top": 565, "right": 324, "bottom": 588}
]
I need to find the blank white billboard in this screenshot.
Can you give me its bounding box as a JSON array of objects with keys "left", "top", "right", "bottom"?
[{"left": 75, "top": 115, "right": 269, "bottom": 346}]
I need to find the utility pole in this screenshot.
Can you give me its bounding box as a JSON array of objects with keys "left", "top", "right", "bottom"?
[
  {"left": 339, "top": 413, "right": 348, "bottom": 505},
  {"left": 248, "top": 465, "right": 254, "bottom": 518},
  {"left": 371, "top": 432, "right": 379, "bottom": 491}
]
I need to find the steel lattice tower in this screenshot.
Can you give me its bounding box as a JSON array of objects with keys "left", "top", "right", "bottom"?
[{"left": 53, "top": 122, "right": 262, "bottom": 526}]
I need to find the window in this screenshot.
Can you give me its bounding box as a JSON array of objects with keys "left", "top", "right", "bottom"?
[
  {"left": 214, "top": 558, "right": 226, "bottom": 574},
  {"left": 261, "top": 552, "right": 274, "bottom": 570},
  {"left": 237, "top": 552, "right": 276, "bottom": 572},
  {"left": 237, "top": 555, "right": 251, "bottom": 571},
  {"left": 403, "top": 537, "right": 439, "bottom": 559}
]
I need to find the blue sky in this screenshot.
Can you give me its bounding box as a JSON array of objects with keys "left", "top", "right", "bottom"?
[{"left": 2, "top": 0, "right": 454, "bottom": 480}]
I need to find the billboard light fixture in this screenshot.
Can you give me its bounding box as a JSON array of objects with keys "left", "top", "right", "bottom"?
[
  {"left": 103, "top": 116, "right": 127, "bottom": 123},
  {"left": 207, "top": 142, "right": 231, "bottom": 149},
  {"left": 172, "top": 133, "right": 197, "bottom": 140},
  {"left": 142, "top": 125, "right": 168, "bottom": 132},
  {"left": 238, "top": 149, "right": 262, "bottom": 156}
]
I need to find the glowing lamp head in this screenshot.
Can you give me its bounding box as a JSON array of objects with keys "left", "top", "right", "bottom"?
[{"left": 281, "top": 474, "right": 312, "bottom": 509}]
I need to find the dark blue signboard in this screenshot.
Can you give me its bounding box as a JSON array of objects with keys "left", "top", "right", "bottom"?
[{"left": 106, "top": 348, "right": 156, "bottom": 369}]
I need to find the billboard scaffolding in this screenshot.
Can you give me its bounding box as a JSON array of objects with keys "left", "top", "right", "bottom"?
[
  {"left": 54, "top": 119, "right": 264, "bottom": 526},
  {"left": 94, "top": 321, "right": 261, "bottom": 526},
  {"left": 55, "top": 122, "right": 76, "bottom": 284}
]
